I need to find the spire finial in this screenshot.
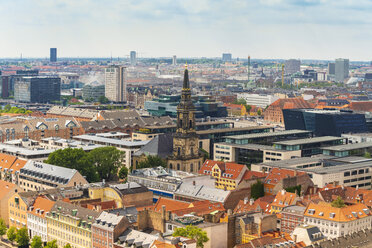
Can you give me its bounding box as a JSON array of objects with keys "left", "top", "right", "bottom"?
[{"left": 185, "top": 62, "right": 188, "bottom": 69}]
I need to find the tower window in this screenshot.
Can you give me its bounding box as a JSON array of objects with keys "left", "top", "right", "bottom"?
[
  {"left": 177, "top": 147, "right": 181, "bottom": 156},
  {"left": 177, "top": 164, "right": 180, "bottom": 170},
  {"left": 189, "top": 120, "right": 192, "bottom": 129},
  {"left": 180, "top": 120, "right": 183, "bottom": 128}
]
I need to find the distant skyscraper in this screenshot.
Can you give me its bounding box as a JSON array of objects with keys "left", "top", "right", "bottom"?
[
  {"left": 172, "top": 55, "right": 177, "bottom": 65},
  {"left": 284, "top": 59, "right": 301, "bottom": 75},
  {"left": 222, "top": 53, "right": 232, "bottom": 62},
  {"left": 50, "top": 48, "right": 57, "bottom": 62},
  {"left": 328, "top": 62, "right": 335, "bottom": 75},
  {"left": 335, "top": 58, "right": 349, "bottom": 82},
  {"left": 105, "top": 65, "right": 126, "bottom": 102},
  {"left": 130, "top": 51, "right": 137, "bottom": 65}
]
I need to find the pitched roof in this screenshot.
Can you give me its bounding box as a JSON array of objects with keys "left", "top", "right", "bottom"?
[
  {"left": 264, "top": 168, "right": 305, "bottom": 186},
  {"left": 172, "top": 201, "right": 225, "bottom": 216},
  {"left": 152, "top": 197, "right": 189, "bottom": 213},
  {"left": 241, "top": 170, "right": 267, "bottom": 181},
  {"left": 0, "top": 180, "right": 17, "bottom": 200},
  {"left": 199, "top": 160, "right": 246, "bottom": 180},
  {"left": 133, "top": 134, "right": 173, "bottom": 159},
  {"left": 304, "top": 201, "right": 371, "bottom": 222},
  {"left": 267, "top": 98, "right": 314, "bottom": 110},
  {"left": 271, "top": 190, "right": 297, "bottom": 208},
  {"left": 349, "top": 101, "right": 372, "bottom": 112},
  {"left": 28, "top": 196, "right": 55, "bottom": 218},
  {"left": 234, "top": 195, "right": 275, "bottom": 214}
]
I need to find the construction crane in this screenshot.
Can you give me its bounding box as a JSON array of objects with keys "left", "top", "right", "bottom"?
[{"left": 282, "top": 64, "right": 285, "bottom": 87}]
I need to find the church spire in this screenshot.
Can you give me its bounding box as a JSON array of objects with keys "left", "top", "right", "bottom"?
[{"left": 183, "top": 64, "right": 189, "bottom": 89}]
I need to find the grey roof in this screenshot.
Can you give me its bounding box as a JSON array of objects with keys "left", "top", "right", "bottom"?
[
  {"left": 108, "top": 207, "right": 138, "bottom": 224},
  {"left": 224, "top": 129, "right": 311, "bottom": 140},
  {"left": 94, "top": 211, "right": 128, "bottom": 230},
  {"left": 49, "top": 200, "right": 100, "bottom": 223},
  {"left": 116, "top": 229, "right": 160, "bottom": 247},
  {"left": 73, "top": 134, "right": 149, "bottom": 147},
  {"left": 196, "top": 126, "right": 270, "bottom": 135},
  {"left": 109, "top": 182, "right": 150, "bottom": 196},
  {"left": 47, "top": 106, "right": 98, "bottom": 119},
  {"left": 257, "top": 155, "right": 334, "bottom": 168},
  {"left": 133, "top": 134, "right": 173, "bottom": 158},
  {"left": 175, "top": 182, "right": 230, "bottom": 203},
  {"left": 274, "top": 136, "right": 344, "bottom": 146},
  {"left": 322, "top": 142, "right": 372, "bottom": 151},
  {"left": 216, "top": 142, "right": 289, "bottom": 152},
  {"left": 20, "top": 160, "right": 80, "bottom": 184},
  {"left": 0, "top": 143, "right": 55, "bottom": 157}
]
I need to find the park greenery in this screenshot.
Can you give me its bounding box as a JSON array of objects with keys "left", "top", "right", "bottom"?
[
  {"left": 0, "top": 104, "right": 32, "bottom": 114},
  {"left": 45, "top": 147, "right": 125, "bottom": 182},
  {"left": 173, "top": 225, "right": 209, "bottom": 248},
  {"left": 7, "top": 226, "right": 17, "bottom": 242},
  {"left": 232, "top": 98, "right": 252, "bottom": 114},
  {"left": 30, "top": 236, "right": 43, "bottom": 248},
  {"left": 251, "top": 180, "right": 265, "bottom": 200}
]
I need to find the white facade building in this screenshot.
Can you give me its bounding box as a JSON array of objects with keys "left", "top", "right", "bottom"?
[
  {"left": 105, "top": 65, "right": 127, "bottom": 102},
  {"left": 236, "top": 93, "right": 279, "bottom": 108}
]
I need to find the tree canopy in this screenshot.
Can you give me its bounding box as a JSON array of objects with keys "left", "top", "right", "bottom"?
[
  {"left": 45, "top": 147, "right": 125, "bottom": 182},
  {"left": 16, "top": 227, "right": 29, "bottom": 247},
  {"left": 172, "top": 225, "right": 209, "bottom": 248},
  {"left": 45, "top": 240, "right": 58, "bottom": 248},
  {"left": 118, "top": 166, "right": 129, "bottom": 180},
  {"left": 0, "top": 218, "right": 6, "bottom": 236},
  {"left": 64, "top": 243, "right": 72, "bottom": 248},
  {"left": 137, "top": 155, "right": 166, "bottom": 169},
  {"left": 30, "top": 236, "right": 43, "bottom": 248},
  {"left": 7, "top": 226, "right": 17, "bottom": 242},
  {"left": 251, "top": 180, "right": 265, "bottom": 200}
]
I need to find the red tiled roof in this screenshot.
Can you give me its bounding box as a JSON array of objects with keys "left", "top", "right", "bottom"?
[
  {"left": 0, "top": 180, "right": 17, "bottom": 201},
  {"left": 152, "top": 197, "right": 189, "bottom": 213},
  {"left": 264, "top": 168, "right": 305, "bottom": 186},
  {"left": 268, "top": 98, "right": 314, "bottom": 110},
  {"left": 241, "top": 170, "right": 267, "bottom": 180},
  {"left": 172, "top": 201, "right": 225, "bottom": 216},
  {"left": 199, "top": 160, "right": 246, "bottom": 180},
  {"left": 271, "top": 190, "right": 297, "bottom": 208},
  {"left": 28, "top": 196, "right": 55, "bottom": 218},
  {"left": 234, "top": 195, "right": 274, "bottom": 214},
  {"left": 349, "top": 101, "right": 372, "bottom": 112}
]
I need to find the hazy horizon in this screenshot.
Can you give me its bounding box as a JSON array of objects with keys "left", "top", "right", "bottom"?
[{"left": 1, "top": 0, "right": 372, "bottom": 61}]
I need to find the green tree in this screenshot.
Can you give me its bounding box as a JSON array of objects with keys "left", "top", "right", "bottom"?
[
  {"left": 137, "top": 155, "right": 167, "bottom": 169},
  {"left": 64, "top": 244, "right": 72, "bottom": 248},
  {"left": 331, "top": 196, "right": 346, "bottom": 208},
  {"left": 30, "top": 235, "right": 43, "bottom": 248},
  {"left": 45, "top": 148, "right": 99, "bottom": 182},
  {"left": 364, "top": 152, "right": 371, "bottom": 158},
  {"left": 233, "top": 98, "right": 247, "bottom": 105},
  {"left": 16, "top": 227, "right": 29, "bottom": 247},
  {"left": 7, "top": 226, "right": 17, "bottom": 242},
  {"left": 45, "top": 240, "right": 58, "bottom": 248},
  {"left": 87, "top": 147, "right": 124, "bottom": 181},
  {"left": 118, "top": 166, "right": 129, "bottom": 180},
  {"left": 285, "top": 185, "right": 301, "bottom": 196},
  {"left": 251, "top": 180, "right": 264, "bottom": 200},
  {"left": 257, "top": 109, "right": 262, "bottom": 116},
  {"left": 0, "top": 218, "right": 6, "bottom": 238},
  {"left": 245, "top": 105, "right": 252, "bottom": 113},
  {"left": 98, "top": 96, "right": 109, "bottom": 104},
  {"left": 172, "top": 225, "right": 209, "bottom": 248},
  {"left": 4, "top": 104, "right": 11, "bottom": 112}
]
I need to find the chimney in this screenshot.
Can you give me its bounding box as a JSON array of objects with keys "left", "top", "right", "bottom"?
[
  {"left": 193, "top": 181, "right": 196, "bottom": 186},
  {"left": 250, "top": 198, "right": 254, "bottom": 206},
  {"left": 281, "top": 189, "right": 285, "bottom": 195},
  {"left": 258, "top": 219, "right": 262, "bottom": 238},
  {"left": 244, "top": 197, "right": 248, "bottom": 205}
]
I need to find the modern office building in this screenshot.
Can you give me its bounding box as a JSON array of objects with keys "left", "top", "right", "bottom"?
[
  {"left": 50, "top": 48, "right": 57, "bottom": 62},
  {"left": 335, "top": 58, "right": 349, "bottom": 82},
  {"left": 222, "top": 53, "right": 232, "bottom": 62},
  {"left": 283, "top": 109, "right": 368, "bottom": 136},
  {"left": 145, "top": 95, "right": 227, "bottom": 118},
  {"left": 322, "top": 142, "right": 372, "bottom": 157},
  {"left": 130, "top": 51, "right": 137, "bottom": 65},
  {"left": 328, "top": 62, "right": 335, "bottom": 75},
  {"left": 284, "top": 59, "right": 301, "bottom": 75},
  {"left": 104, "top": 65, "right": 126, "bottom": 102},
  {"left": 82, "top": 81, "right": 105, "bottom": 101},
  {"left": 1, "top": 74, "right": 9, "bottom": 98},
  {"left": 172, "top": 55, "right": 177, "bottom": 65},
  {"left": 14, "top": 76, "right": 61, "bottom": 103},
  {"left": 252, "top": 156, "right": 372, "bottom": 189},
  {"left": 236, "top": 93, "right": 279, "bottom": 108}
]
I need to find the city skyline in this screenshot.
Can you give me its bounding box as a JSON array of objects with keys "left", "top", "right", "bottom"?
[{"left": 1, "top": 0, "right": 372, "bottom": 60}]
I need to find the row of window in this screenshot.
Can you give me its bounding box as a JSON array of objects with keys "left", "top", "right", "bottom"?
[{"left": 344, "top": 169, "right": 370, "bottom": 177}]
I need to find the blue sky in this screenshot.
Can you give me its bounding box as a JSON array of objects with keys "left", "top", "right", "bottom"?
[{"left": 1, "top": 0, "right": 372, "bottom": 60}]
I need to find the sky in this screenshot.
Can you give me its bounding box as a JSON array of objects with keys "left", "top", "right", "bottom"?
[{"left": 1, "top": 0, "right": 372, "bottom": 60}]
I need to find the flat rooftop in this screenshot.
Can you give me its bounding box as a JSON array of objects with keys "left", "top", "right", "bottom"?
[
  {"left": 73, "top": 134, "right": 149, "bottom": 147},
  {"left": 257, "top": 155, "right": 334, "bottom": 168},
  {"left": 197, "top": 126, "right": 271, "bottom": 135},
  {"left": 216, "top": 142, "right": 289, "bottom": 152},
  {"left": 301, "top": 161, "right": 372, "bottom": 174},
  {"left": 322, "top": 142, "right": 372, "bottom": 151},
  {"left": 224, "top": 129, "right": 311, "bottom": 140},
  {"left": 274, "top": 136, "right": 344, "bottom": 146}
]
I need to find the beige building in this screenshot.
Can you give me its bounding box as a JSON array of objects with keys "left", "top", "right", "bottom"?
[
  {"left": 304, "top": 201, "right": 372, "bottom": 239},
  {"left": 105, "top": 65, "right": 126, "bottom": 102},
  {"left": 0, "top": 180, "right": 21, "bottom": 226}
]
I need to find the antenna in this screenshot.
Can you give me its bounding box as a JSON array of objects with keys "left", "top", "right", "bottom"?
[{"left": 248, "top": 55, "right": 251, "bottom": 82}]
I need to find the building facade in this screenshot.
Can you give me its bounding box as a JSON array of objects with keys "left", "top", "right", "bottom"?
[
  {"left": 335, "top": 58, "right": 349, "bottom": 82},
  {"left": 105, "top": 65, "right": 126, "bottom": 102},
  {"left": 50, "top": 48, "right": 57, "bottom": 62},
  {"left": 14, "top": 76, "right": 61, "bottom": 103}
]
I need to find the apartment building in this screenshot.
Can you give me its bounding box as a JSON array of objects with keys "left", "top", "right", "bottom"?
[
  {"left": 304, "top": 201, "right": 372, "bottom": 239},
  {"left": 0, "top": 180, "right": 20, "bottom": 226},
  {"left": 47, "top": 200, "right": 100, "bottom": 248},
  {"left": 19, "top": 160, "right": 88, "bottom": 191}
]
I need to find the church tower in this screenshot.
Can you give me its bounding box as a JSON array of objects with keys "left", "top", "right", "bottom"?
[{"left": 167, "top": 65, "right": 204, "bottom": 173}]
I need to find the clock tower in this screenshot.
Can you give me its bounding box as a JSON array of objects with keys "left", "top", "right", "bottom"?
[{"left": 167, "top": 65, "right": 204, "bottom": 173}]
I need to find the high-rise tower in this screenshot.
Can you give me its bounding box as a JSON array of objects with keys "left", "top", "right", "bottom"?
[
  {"left": 104, "top": 65, "right": 126, "bottom": 102},
  {"left": 167, "top": 65, "right": 203, "bottom": 173},
  {"left": 50, "top": 48, "right": 57, "bottom": 62}
]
